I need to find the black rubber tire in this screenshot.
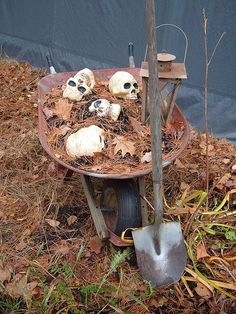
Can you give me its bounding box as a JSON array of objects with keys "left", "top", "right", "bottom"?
[{"left": 100, "top": 179, "right": 142, "bottom": 236}]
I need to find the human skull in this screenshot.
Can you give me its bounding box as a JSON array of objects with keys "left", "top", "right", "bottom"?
[
  {"left": 63, "top": 68, "right": 95, "bottom": 101},
  {"left": 108, "top": 71, "right": 139, "bottom": 99},
  {"left": 74, "top": 68, "right": 95, "bottom": 89},
  {"left": 89, "top": 99, "right": 121, "bottom": 121},
  {"left": 66, "top": 125, "right": 105, "bottom": 158}
]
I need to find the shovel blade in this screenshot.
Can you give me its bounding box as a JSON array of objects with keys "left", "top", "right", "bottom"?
[{"left": 132, "top": 222, "right": 187, "bottom": 287}]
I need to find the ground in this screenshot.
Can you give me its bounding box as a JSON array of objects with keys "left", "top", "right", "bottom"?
[{"left": 0, "top": 59, "right": 235, "bottom": 313}]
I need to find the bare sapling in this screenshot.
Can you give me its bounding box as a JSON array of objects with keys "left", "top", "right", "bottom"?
[{"left": 202, "top": 9, "right": 225, "bottom": 210}]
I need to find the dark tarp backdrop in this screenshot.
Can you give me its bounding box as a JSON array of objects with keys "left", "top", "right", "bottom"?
[{"left": 0, "top": 0, "right": 235, "bottom": 144}]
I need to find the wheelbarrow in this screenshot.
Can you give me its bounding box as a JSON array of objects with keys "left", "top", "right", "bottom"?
[{"left": 38, "top": 67, "right": 190, "bottom": 247}]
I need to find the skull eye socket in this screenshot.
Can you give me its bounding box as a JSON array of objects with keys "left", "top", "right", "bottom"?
[
  {"left": 77, "top": 86, "right": 87, "bottom": 93},
  {"left": 124, "top": 83, "right": 131, "bottom": 89},
  {"left": 94, "top": 100, "right": 102, "bottom": 108},
  {"left": 133, "top": 83, "right": 138, "bottom": 89},
  {"left": 68, "top": 80, "right": 76, "bottom": 87}
]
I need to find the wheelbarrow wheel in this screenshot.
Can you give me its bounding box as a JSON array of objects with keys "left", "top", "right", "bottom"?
[{"left": 100, "top": 179, "right": 142, "bottom": 236}]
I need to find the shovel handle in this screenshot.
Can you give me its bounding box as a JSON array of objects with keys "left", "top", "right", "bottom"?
[{"left": 146, "top": 0, "right": 163, "bottom": 223}]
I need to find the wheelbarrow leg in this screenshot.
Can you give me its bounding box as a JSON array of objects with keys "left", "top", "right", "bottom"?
[{"left": 80, "top": 175, "right": 109, "bottom": 241}]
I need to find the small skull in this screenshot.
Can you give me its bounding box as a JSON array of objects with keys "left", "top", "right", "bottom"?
[
  {"left": 63, "top": 68, "right": 95, "bottom": 101},
  {"left": 89, "top": 99, "right": 110, "bottom": 117},
  {"left": 108, "top": 71, "right": 139, "bottom": 99},
  {"left": 66, "top": 125, "right": 105, "bottom": 158},
  {"left": 89, "top": 99, "right": 121, "bottom": 121}
]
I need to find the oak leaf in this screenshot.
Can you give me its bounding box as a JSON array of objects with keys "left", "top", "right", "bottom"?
[
  {"left": 112, "top": 136, "right": 136, "bottom": 157},
  {"left": 54, "top": 99, "right": 73, "bottom": 120},
  {"left": 129, "top": 117, "right": 147, "bottom": 137}
]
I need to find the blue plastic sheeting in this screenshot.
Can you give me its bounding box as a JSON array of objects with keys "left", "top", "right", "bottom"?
[
  {"left": 0, "top": 0, "right": 235, "bottom": 144},
  {"left": 178, "top": 86, "right": 236, "bottom": 144}
]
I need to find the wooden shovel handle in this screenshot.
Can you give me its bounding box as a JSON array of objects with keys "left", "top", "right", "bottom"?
[{"left": 146, "top": 0, "right": 163, "bottom": 223}]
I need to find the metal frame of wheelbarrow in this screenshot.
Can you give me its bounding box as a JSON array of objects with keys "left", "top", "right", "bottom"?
[{"left": 38, "top": 68, "right": 190, "bottom": 246}]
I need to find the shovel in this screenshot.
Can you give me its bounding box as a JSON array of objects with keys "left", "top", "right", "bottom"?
[{"left": 132, "top": 0, "right": 187, "bottom": 287}]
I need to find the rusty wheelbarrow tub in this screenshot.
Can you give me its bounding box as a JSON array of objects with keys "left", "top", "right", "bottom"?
[{"left": 38, "top": 68, "right": 190, "bottom": 245}]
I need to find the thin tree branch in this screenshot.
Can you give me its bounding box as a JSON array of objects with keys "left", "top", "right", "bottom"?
[{"left": 208, "top": 32, "right": 226, "bottom": 66}]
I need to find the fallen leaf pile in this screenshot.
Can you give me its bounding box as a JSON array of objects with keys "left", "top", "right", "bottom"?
[{"left": 0, "top": 59, "right": 236, "bottom": 313}]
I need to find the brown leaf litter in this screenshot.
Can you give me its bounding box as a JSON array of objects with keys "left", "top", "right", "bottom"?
[
  {"left": 42, "top": 81, "right": 185, "bottom": 174},
  {"left": 0, "top": 59, "right": 236, "bottom": 313}
]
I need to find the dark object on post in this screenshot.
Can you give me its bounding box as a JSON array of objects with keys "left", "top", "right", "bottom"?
[{"left": 132, "top": 0, "right": 187, "bottom": 288}]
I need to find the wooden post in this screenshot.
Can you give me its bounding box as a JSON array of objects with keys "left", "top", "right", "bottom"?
[{"left": 80, "top": 175, "right": 109, "bottom": 240}]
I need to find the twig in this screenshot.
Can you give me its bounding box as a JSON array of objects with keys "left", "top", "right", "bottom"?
[
  {"left": 202, "top": 9, "right": 226, "bottom": 210},
  {"left": 202, "top": 9, "right": 209, "bottom": 210}
]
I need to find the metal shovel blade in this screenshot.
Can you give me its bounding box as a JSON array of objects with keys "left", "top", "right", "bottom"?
[{"left": 132, "top": 222, "right": 187, "bottom": 287}]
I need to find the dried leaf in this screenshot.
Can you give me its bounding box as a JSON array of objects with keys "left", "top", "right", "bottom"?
[
  {"left": 15, "top": 239, "right": 28, "bottom": 251},
  {"left": 54, "top": 99, "right": 73, "bottom": 120},
  {"left": 150, "top": 296, "right": 168, "bottom": 308},
  {"left": 112, "top": 136, "right": 136, "bottom": 157},
  {"left": 175, "top": 158, "right": 185, "bottom": 169},
  {"left": 51, "top": 240, "right": 70, "bottom": 256},
  {"left": 216, "top": 173, "right": 231, "bottom": 190},
  {"left": 196, "top": 242, "right": 209, "bottom": 260},
  {"left": 6, "top": 281, "right": 22, "bottom": 298},
  {"left": 67, "top": 215, "right": 78, "bottom": 226},
  {"left": 0, "top": 149, "right": 5, "bottom": 159},
  {"left": 222, "top": 158, "right": 231, "bottom": 165},
  {"left": 45, "top": 218, "right": 60, "bottom": 227},
  {"left": 59, "top": 125, "right": 71, "bottom": 136},
  {"left": 180, "top": 182, "right": 190, "bottom": 191},
  {"left": 89, "top": 236, "right": 104, "bottom": 254},
  {"left": 129, "top": 116, "right": 147, "bottom": 137},
  {"left": 200, "top": 142, "right": 215, "bottom": 155},
  {"left": 194, "top": 282, "right": 212, "bottom": 299},
  {"left": 0, "top": 210, "right": 6, "bottom": 219},
  {"left": 6, "top": 275, "right": 37, "bottom": 301},
  {"left": 141, "top": 151, "right": 152, "bottom": 163},
  {"left": 93, "top": 152, "right": 109, "bottom": 163},
  {"left": 0, "top": 262, "right": 12, "bottom": 282},
  {"left": 31, "top": 174, "right": 39, "bottom": 180},
  {"left": 166, "top": 205, "right": 196, "bottom": 216}
]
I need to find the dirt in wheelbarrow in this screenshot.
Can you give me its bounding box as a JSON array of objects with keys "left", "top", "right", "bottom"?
[{"left": 42, "top": 82, "right": 186, "bottom": 174}]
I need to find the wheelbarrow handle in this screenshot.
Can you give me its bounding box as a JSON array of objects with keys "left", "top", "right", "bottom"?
[
  {"left": 46, "top": 54, "right": 57, "bottom": 74},
  {"left": 128, "top": 42, "right": 135, "bottom": 68}
]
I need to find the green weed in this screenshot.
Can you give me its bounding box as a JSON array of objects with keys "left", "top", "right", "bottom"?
[{"left": 0, "top": 298, "right": 22, "bottom": 313}]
